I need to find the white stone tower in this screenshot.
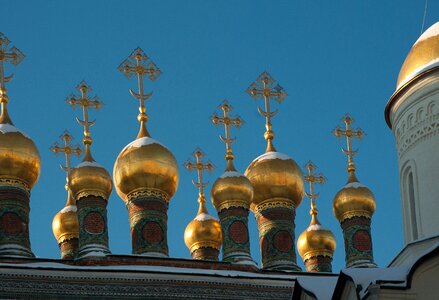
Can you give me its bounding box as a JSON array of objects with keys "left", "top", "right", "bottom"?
[{"left": 385, "top": 22, "right": 439, "bottom": 244}]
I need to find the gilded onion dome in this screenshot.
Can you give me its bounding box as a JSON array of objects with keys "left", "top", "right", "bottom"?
[
  {"left": 333, "top": 172, "right": 376, "bottom": 222},
  {"left": 113, "top": 137, "right": 179, "bottom": 203},
  {"left": 297, "top": 214, "right": 336, "bottom": 262},
  {"left": 184, "top": 197, "right": 222, "bottom": 254},
  {"left": 113, "top": 48, "right": 179, "bottom": 203},
  {"left": 0, "top": 34, "right": 40, "bottom": 189},
  {"left": 52, "top": 191, "right": 79, "bottom": 244},
  {"left": 210, "top": 101, "right": 253, "bottom": 211},
  {"left": 245, "top": 151, "right": 304, "bottom": 211},
  {"left": 211, "top": 170, "right": 253, "bottom": 211},
  {"left": 396, "top": 22, "right": 439, "bottom": 90},
  {"left": 298, "top": 162, "right": 335, "bottom": 262}
]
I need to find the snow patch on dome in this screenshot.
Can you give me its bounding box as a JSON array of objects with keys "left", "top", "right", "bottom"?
[
  {"left": 77, "top": 161, "right": 104, "bottom": 168},
  {"left": 307, "top": 224, "right": 327, "bottom": 231},
  {"left": 60, "top": 205, "right": 77, "bottom": 213},
  {"left": 416, "top": 22, "right": 439, "bottom": 43},
  {"left": 194, "top": 213, "right": 217, "bottom": 221},
  {"left": 0, "top": 123, "right": 31, "bottom": 139},
  {"left": 344, "top": 182, "right": 366, "bottom": 189},
  {"left": 122, "top": 136, "right": 167, "bottom": 152},
  {"left": 254, "top": 151, "right": 291, "bottom": 163},
  {"left": 219, "top": 171, "right": 243, "bottom": 178}
]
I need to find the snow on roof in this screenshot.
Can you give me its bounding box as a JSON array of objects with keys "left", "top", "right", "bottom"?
[
  {"left": 307, "top": 224, "right": 326, "bottom": 231},
  {"left": 219, "top": 171, "right": 244, "bottom": 178},
  {"left": 0, "top": 123, "right": 31, "bottom": 139},
  {"left": 60, "top": 205, "right": 77, "bottom": 213},
  {"left": 194, "top": 213, "right": 217, "bottom": 221},
  {"left": 254, "top": 151, "right": 291, "bottom": 163},
  {"left": 76, "top": 161, "right": 104, "bottom": 168},
  {"left": 297, "top": 276, "right": 338, "bottom": 300},
  {"left": 122, "top": 136, "right": 167, "bottom": 152}
]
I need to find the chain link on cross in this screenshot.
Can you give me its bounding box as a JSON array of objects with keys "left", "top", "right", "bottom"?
[
  {"left": 50, "top": 130, "right": 82, "bottom": 189},
  {"left": 246, "top": 71, "right": 287, "bottom": 153},
  {"left": 0, "top": 33, "right": 25, "bottom": 125},
  {"left": 303, "top": 161, "right": 326, "bottom": 216},
  {"left": 333, "top": 114, "right": 365, "bottom": 176},
  {"left": 118, "top": 48, "right": 161, "bottom": 139},
  {"left": 66, "top": 81, "right": 102, "bottom": 162},
  {"left": 211, "top": 100, "right": 244, "bottom": 171},
  {"left": 184, "top": 148, "right": 214, "bottom": 203}
]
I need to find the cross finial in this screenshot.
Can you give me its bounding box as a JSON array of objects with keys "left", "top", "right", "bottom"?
[
  {"left": 66, "top": 81, "right": 102, "bottom": 162},
  {"left": 118, "top": 47, "right": 161, "bottom": 139},
  {"left": 246, "top": 71, "right": 287, "bottom": 153},
  {"left": 0, "top": 33, "right": 25, "bottom": 125},
  {"left": 333, "top": 113, "right": 365, "bottom": 182},
  {"left": 211, "top": 100, "right": 244, "bottom": 171},
  {"left": 303, "top": 161, "right": 326, "bottom": 217},
  {"left": 184, "top": 148, "right": 214, "bottom": 214},
  {"left": 50, "top": 130, "right": 82, "bottom": 206}
]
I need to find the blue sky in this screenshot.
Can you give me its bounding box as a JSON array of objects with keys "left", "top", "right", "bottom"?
[{"left": 2, "top": 0, "right": 438, "bottom": 271}]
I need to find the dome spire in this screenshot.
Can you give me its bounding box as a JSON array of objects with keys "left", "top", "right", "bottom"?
[
  {"left": 118, "top": 47, "right": 161, "bottom": 139},
  {"left": 211, "top": 100, "right": 243, "bottom": 171},
  {"left": 184, "top": 148, "right": 222, "bottom": 261},
  {"left": 66, "top": 81, "right": 103, "bottom": 162},
  {"left": 298, "top": 161, "right": 336, "bottom": 272},
  {"left": 0, "top": 33, "right": 25, "bottom": 125},
  {"left": 333, "top": 113, "right": 365, "bottom": 183},
  {"left": 184, "top": 147, "right": 214, "bottom": 211},
  {"left": 50, "top": 130, "right": 82, "bottom": 259},
  {"left": 246, "top": 71, "right": 287, "bottom": 153}
]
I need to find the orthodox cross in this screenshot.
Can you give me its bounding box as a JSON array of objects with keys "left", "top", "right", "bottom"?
[
  {"left": 333, "top": 114, "right": 365, "bottom": 176},
  {"left": 303, "top": 161, "right": 326, "bottom": 216},
  {"left": 50, "top": 130, "right": 82, "bottom": 205},
  {"left": 118, "top": 47, "right": 161, "bottom": 139},
  {"left": 211, "top": 100, "right": 243, "bottom": 171},
  {"left": 185, "top": 148, "right": 214, "bottom": 207},
  {"left": 66, "top": 81, "right": 102, "bottom": 162},
  {"left": 0, "top": 33, "right": 25, "bottom": 124},
  {"left": 246, "top": 71, "right": 287, "bottom": 152}
]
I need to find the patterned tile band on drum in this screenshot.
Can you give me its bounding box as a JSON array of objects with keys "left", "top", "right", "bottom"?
[
  {"left": 76, "top": 195, "right": 110, "bottom": 258},
  {"left": 304, "top": 255, "right": 333, "bottom": 273},
  {"left": 218, "top": 207, "right": 254, "bottom": 264},
  {"left": 60, "top": 238, "right": 79, "bottom": 260},
  {"left": 191, "top": 247, "right": 219, "bottom": 260},
  {"left": 255, "top": 204, "right": 300, "bottom": 271},
  {"left": 0, "top": 185, "right": 34, "bottom": 257},
  {"left": 127, "top": 194, "right": 169, "bottom": 257},
  {"left": 341, "top": 216, "right": 376, "bottom": 268}
]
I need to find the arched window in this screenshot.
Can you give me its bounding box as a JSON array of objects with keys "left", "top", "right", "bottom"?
[{"left": 407, "top": 171, "right": 418, "bottom": 240}]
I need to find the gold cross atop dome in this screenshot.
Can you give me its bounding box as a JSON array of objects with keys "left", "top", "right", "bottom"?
[
  {"left": 303, "top": 161, "right": 326, "bottom": 216},
  {"left": 246, "top": 71, "right": 287, "bottom": 153},
  {"left": 211, "top": 100, "right": 244, "bottom": 171},
  {"left": 333, "top": 114, "right": 365, "bottom": 181},
  {"left": 118, "top": 47, "right": 161, "bottom": 139},
  {"left": 50, "top": 130, "right": 82, "bottom": 205},
  {"left": 0, "top": 33, "right": 25, "bottom": 125},
  {"left": 184, "top": 148, "right": 214, "bottom": 213},
  {"left": 66, "top": 81, "right": 102, "bottom": 162}
]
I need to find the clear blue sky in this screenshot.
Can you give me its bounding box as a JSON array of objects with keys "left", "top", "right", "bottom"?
[{"left": 2, "top": 0, "right": 438, "bottom": 271}]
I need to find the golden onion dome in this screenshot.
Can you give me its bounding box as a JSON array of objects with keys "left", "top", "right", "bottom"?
[
  {"left": 396, "top": 22, "right": 439, "bottom": 90},
  {"left": 333, "top": 174, "right": 376, "bottom": 222},
  {"left": 245, "top": 151, "right": 304, "bottom": 211},
  {"left": 0, "top": 122, "right": 41, "bottom": 189},
  {"left": 211, "top": 170, "right": 253, "bottom": 211},
  {"left": 184, "top": 199, "right": 222, "bottom": 254},
  {"left": 52, "top": 192, "right": 79, "bottom": 244},
  {"left": 297, "top": 214, "right": 336, "bottom": 262},
  {"left": 113, "top": 136, "right": 179, "bottom": 203},
  {"left": 69, "top": 160, "right": 112, "bottom": 200}
]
